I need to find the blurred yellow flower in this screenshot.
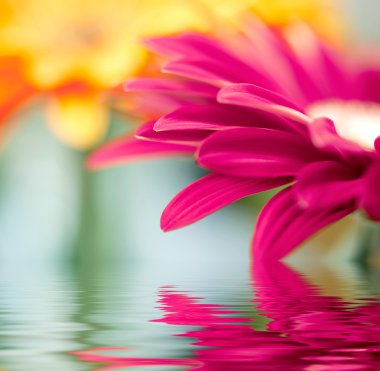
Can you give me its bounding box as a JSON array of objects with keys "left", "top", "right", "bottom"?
[
  {"left": 201, "top": 0, "right": 340, "bottom": 33},
  {"left": 0, "top": 0, "right": 342, "bottom": 149},
  {"left": 249, "top": 0, "right": 343, "bottom": 42}
]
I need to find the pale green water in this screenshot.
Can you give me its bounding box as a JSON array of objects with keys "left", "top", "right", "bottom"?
[
  {"left": 0, "top": 257, "right": 379, "bottom": 371},
  {"left": 0, "top": 260, "right": 249, "bottom": 370}
]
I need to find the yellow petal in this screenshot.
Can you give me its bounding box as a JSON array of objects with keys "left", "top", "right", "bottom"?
[{"left": 46, "top": 94, "right": 108, "bottom": 149}]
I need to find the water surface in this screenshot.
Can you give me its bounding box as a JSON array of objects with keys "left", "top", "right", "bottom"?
[{"left": 0, "top": 259, "right": 379, "bottom": 370}]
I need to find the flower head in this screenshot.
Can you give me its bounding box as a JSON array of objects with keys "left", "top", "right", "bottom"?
[{"left": 90, "top": 20, "right": 380, "bottom": 260}]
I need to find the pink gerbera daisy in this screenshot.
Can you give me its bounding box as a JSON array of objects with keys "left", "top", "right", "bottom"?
[{"left": 90, "top": 21, "right": 380, "bottom": 260}]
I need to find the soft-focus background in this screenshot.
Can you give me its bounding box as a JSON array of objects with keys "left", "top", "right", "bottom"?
[{"left": 0, "top": 1, "right": 379, "bottom": 370}]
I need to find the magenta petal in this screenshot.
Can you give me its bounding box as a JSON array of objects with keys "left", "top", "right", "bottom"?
[
  {"left": 217, "top": 84, "right": 309, "bottom": 124},
  {"left": 124, "top": 77, "right": 217, "bottom": 99},
  {"left": 309, "top": 118, "right": 374, "bottom": 169},
  {"left": 144, "top": 33, "right": 234, "bottom": 60},
  {"left": 154, "top": 104, "right": 245, "bottom": 131},
  {"left": 161, "top": 174, "right": 290, "bottom": 231},
  {"left": 198, "top": 128, "right": 320, "bottom": 178},
  {"left": 163, "top": 59, "right": 238, "bottom": 86},
  {"left": 375, "top": 137, "right": 380, "bottom": 153},
  {"left": 309, "top": 117, "right": 365, "bottom": 155},
  {"left": 355, "top": 69, "right": 380, "bottom": 104},
  {"left": 253, "top": 187, "right": 356, "bottom": 261},
  {"left": 362, "top": 161, "right": 380, "bottom": 221},
  {"left": 319, "top": 44, "right": 353, "bottom": 99},
  {"left": 123, "top": 91, "right": 196, "bottom": 117},
  {"left": 155, "top": 103, "right": 306, "bottom": 135},
  {"left": 146, "top": 34, "right": 272, "bottom": 88},
  {"left": 294, "top": 161, "right": 363, "bottom": 210},
  {"left": 287, "top": 29, "right": 351, "bottom": 100},
  {"left": 87, "top": 135, "right": 195, "bottom": 169},
  {"left": 219, "top": 83, "right": 304, "bottom": 111},
  {"left": 136, "top": 121, "right": 208, "bottom": 145}
]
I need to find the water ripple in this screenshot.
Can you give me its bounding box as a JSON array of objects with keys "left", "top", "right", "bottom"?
[{"left": 1, "top": 261, "right": 380, "bottom": 370}]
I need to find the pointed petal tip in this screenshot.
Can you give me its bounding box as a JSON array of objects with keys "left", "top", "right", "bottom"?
[
  {"left": 85, "top": 148, "right": 125, "bottom": 171},
  {"left": 86, "top": 134, "right": 195, "bottom": 172},
  {"left": 160, "top": 174, "right": 290, "bottom": 235},
  {"left": 86, "top": 154, "right": 102, "bottom": 170},
  {"left": 160, "top": 204, "right": 185, "bottom": 232},
  {"left": 86, "top": 143, "right": 126, "bottom": 170},
  {"left": 142, "top": 36, "right": 163, "bottom": 50},
  {"left": 153, "top": 116, "right": 168, "bottom": 132},
  {"left": 160, "top": 214, "right": 176, "bottom": 232},
  {"left": 142, "top": 35, "right": 192, "bottom": 56},
  {"left": 123, "top": 79, "right": 138, "bottom": 92}
]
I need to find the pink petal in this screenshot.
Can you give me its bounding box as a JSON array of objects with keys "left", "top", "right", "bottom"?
[
  {"left": 362, "top": 160, "right": 380, "bottom": 221},
  {"left": 319, "top": 44, "right": 353, "bottom": 99},
  {"left": 375, "top": 137, "right": 380, "bottom": 153},
  {"left": 294, "top": 161, "right": 363, "bottom": 210},
  {"left": 284, "top": 53, "right": 325, "bottom": 104},
  {"left": 144, "top": 33, "right": 233, "bottom": 60},
  {"left": 124, "top": 77, "right": 217, "bottom": 99},
  {"left": 161, "top": 174, "right": 290, "bottom": 231},
  {"left": 240, "top": 20, "right": 308, "bottom": 103},
  {"left": 217, "top": 84, "right": 310, "bottom": 124},
  {"left": 155, "top": 104, "right": 244, "bottom": 131},
  {"left": 136, "top": 120, "right": 207, "bottom": 145},
  {"left": 355, "top": 69, "right": 380, "bottom": 103},
  {"left": 87, "top": 135, "right": 195, "bottom": 169},
  {"left": 241, "top": 20, "right": 332, "bottom": 105},
  {"left": 123, "top": 91, "right": 196, "bottom": 117},
  {"left": 219, "top": 83, "right": 304, "bottom": 111},
  {"left": 154, "top": 103, "right": 300, "bottom": 133},
  {"left": 309, "top": 117, "right": 364, "bottom": 154},
  {"left": 308, "top": 118, "right": 373, "bottom": 169},
  {"left": 198, "top": 128, "right": 320, "bottom": 178},
  {"left": 146, "top": 34, "right": 272, "bottom": 88},
  {"left": 253, "top": 187, "right": 356, "bottom": 261},
  {"left": 162, "top": 59, "right": 240, "bottom": 86},
  {"left": 285, "top": 24, "right": 352, "bottom": 100}
]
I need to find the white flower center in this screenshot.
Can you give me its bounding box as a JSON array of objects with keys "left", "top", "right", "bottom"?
[{"left": 307, "top": 100, "right": 380, "bottom": 150}]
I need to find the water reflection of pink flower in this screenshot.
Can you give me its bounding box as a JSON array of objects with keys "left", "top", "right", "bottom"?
[
  {"left": 73, "top": 263, "right": 380, "bottom": 370},
  {"left": 253, "top": 262, "right": 380, "bottom": 352},
  {"left": 90, "top": 21, "right": 380, "bottom": 260},
  {"left": 73, "top": 346, "right": 200, "bottom": 370}
]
